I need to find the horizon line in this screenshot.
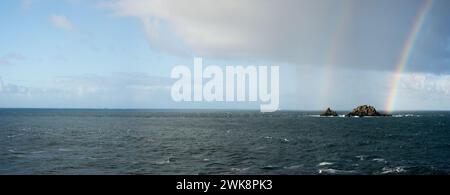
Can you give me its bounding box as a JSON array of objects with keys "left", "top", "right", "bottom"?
[{"left": 0, "top": 107, "right": 449, "bottom": 112}]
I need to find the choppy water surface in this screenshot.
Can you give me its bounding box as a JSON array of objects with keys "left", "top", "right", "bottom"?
[{"left": 0, "top": 109, "right": 449, "bottom": 175}]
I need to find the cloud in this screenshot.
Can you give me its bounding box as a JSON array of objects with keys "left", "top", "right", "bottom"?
[
  {"left": 101, "top": 0, "right": 450, "bottom": 73},
  {"left": 0, "top": 77, "right": 32, "bottom": 94},
  {"left": 56, "top": 72, "right": 172, "bottom": 88},
  {"left": 0, "top": 53, "right": 25, "bottom": 65},
  {"left": 1, "top": 73, "right": 171, "bottom": 97},
  {"left": 52, "top": 73, "right": 174, "bottom": 107},
  {"left": 400, "top": 73, "right": 450, "bottom": 96},
  {"left": 50, "top": 15, "right": 76, "bottom": 31},
  {"left": 53, "top": 72, "right": 172, "bottom": 97},
  {"left": 21, "top": 0, "right": 33, "bottom": 10},
  {"left": 0, "top": 77, "right": 3, "bottom": 92},
  {"left": 0, "top": 73, "right": 174, "bottom": 108}
]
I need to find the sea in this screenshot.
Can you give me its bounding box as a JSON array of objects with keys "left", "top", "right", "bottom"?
[{"left": 0, "top": 109, "right": 449, "bottom": 175}]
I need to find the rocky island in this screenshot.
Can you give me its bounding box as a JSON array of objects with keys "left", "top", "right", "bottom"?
[
  {"left": 345, "top": 105, "right": 390, "bottom": 117},
  {"left": 320, "top": 105, "right": 390, "bottom": 117},
  {"left": 320, "top": 107, "right": 338, "bottom": 116}
]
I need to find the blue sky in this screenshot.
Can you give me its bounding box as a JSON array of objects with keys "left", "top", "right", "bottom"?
[{"left": 1, "top": 0, "right": 450, "bottom": 110}]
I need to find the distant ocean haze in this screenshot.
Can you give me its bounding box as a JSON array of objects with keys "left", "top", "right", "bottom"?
[{"left": 171, "top": 58, "right": 280, "bottom": 112}]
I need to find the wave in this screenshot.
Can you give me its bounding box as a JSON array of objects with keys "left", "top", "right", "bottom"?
[
  {"left": 8, "top": 149, "right": 45, "bottom": 155},
  {"left": 30, "top": 151, "right": 45, "bottom": 154},
  {"left": 380, "top": 165, "right": 448, "bottom": 175},
  {"left": 284, "top": 165, "right": 303, "bottom": 169},
  {"left": 8, "top": 149, "right": 27, "bottom": 155},
  {"left": 7, "top": 133, "right": 25, "bottom": 138},
  {"left": 308, "top": 115, "right": 346, "bottom": 118},
  {"left": 153, "top": 156, "right": 174, "bottom": 165},
  {"left": 58, "top": 148, "right": 73, "bottom": 152},
  {"left": 392, "top": 114, "right": 421, "bottom": 117},
  {"left": 231, "top": 167, "right": 250, "bottom": 172},
  {"left": 318, "top": 162, "right": 334, "bottom": 166},
  {"left": 261, "top": 165, "right": 283, "bottom": 170},
  {"left": 372, "top": 158, "right": 388, "bottom": 163},
  {"left": 355, "top": 155, "right": 367, "bottom": 161},
  {"left": 8, "top": 149, "right": 18, "bottom": 153},
  {"left": 87, "top": 156, "right": 108, "bottom": 160},
  {"left": 205, "top": 162, "right": 226, "bottom": 167},
  {"left": 318, "top": 168, "right": 356, "bottom": 174},
  {"left": 381, "top": 166, "right": 407, "bottom": 174},
  {"left": 154, "top": 159, "right": 170, "bottom": 165}
]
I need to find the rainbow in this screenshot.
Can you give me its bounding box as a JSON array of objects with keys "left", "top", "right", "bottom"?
[{"left": 384, "top": 0, "right": 433, "bottom": 113}]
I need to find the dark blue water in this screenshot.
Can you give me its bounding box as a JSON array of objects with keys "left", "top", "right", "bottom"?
[{"left": 0, "top": 109, "right": 449, "bottom": 175}]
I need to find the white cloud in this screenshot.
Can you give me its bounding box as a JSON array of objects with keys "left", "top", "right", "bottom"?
[
  {"left": 102, "top": 0, "right": 439, "bottom": 71},
  {"left": 400, "top": 73, "right": 450, "bottom": 96},
  {"left": 50, "top": 15, "right": 76, "bottom": 31},
  {"left": 0, "top": 73, "right": 174, "bottom": 108},
  {"left": 0, "top": 77, "right": 32, "bottom": 94},
  {"left": 103, "top": 0, "right": 331, "bottom": 59},
  {"left": 54, "top": 72, "right": 172, "bottom": 98}
]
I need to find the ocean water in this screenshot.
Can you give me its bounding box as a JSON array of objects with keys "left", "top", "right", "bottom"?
[{"left": 0, "top": 109, "right": 449, "bottom": 175}]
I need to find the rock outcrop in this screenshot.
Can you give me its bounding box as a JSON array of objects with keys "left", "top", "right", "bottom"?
[
  {"left": 320, "top": 107, "right": 338, "bottom": 116},
  {"left": 346, "top": 105, "right": 389, "bottom": 117}
]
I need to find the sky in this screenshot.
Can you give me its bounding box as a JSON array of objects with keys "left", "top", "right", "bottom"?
[{"left": 0, "top": 0, "right": 450, "bottom": 111}]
